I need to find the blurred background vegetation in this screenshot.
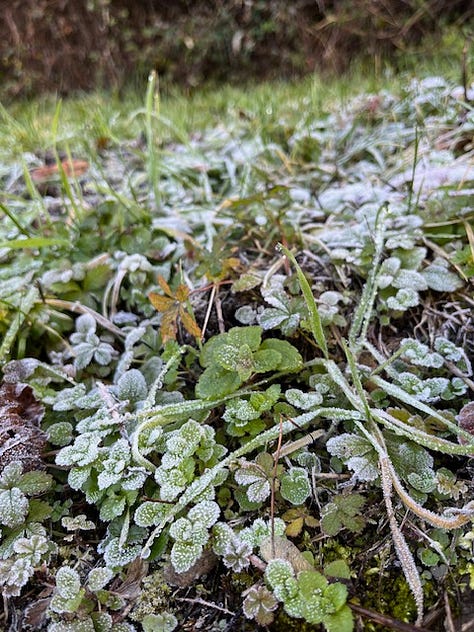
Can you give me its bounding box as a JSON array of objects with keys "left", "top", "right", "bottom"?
[{"left": 0, "top": 0, "right": 473, "bottom": 99}]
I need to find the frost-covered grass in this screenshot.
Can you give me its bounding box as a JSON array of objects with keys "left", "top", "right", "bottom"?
[{"left": 0, "top": 64, "right": 474, "bottom": 632}]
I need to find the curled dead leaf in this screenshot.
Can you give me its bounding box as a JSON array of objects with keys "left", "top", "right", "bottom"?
[
  {"left": 260, "top": 536, "right": 314, "bottom": 574},
  {"left": 457, "top": 401, "right": 474, "bottom": 445}
]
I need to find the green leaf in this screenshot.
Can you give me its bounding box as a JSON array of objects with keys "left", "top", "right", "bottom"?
[
  {"left": 324, "top": 559, "right": 352, "bottom": 579},
  {"left": 0, "top": 237, "right": 70, "bottom": 250},
  {"left": 324, "top": 605, "right": 354, "bottom": 632},
  {"left": 259, "top": 339, "right": 303, "bottom": 372},
  {"left": 27, "top": 499, "right": 53, "bottom": 522},
  {"left": 320, "top": 494, "right": 366, "bottom": 536},
  {"left": 17, "top": 471, "right": 53, "bottom": 495},
  {"left": 279, "top": 245, "right": 328, "bottom": 359},
  {"left": 280, "top": 468, "right": 311, "bottom": 505},
  {"left": 196, "top": 365, "right": 241, "bottom": 399},
  {"left": 252, "top": 348, "right": 282, "bottom": 372},
  {"left": 142, "top": 612, "right": 178, "bottom": 632}
]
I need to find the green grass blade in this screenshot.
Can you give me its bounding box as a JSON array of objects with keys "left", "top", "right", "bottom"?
[
  {"left": 0, "top": 237, "right": 70, "bottom": 249},
  {"left": 279, "top": 244, "right": 328, "bottom": 359}
]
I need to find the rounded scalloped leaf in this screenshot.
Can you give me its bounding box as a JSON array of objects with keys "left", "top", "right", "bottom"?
[
  {"left": 135, "top": 501, "right": 171, "bottom": 527},
  {"left": 188, "top": 500, "right": 220, "bottom": 528},
  {"left": 196, "top": 365, "right": 242, "bottom": 399},
  {"left": 265, "top": 558, "right": 295, "bottom": 589},
  {"left": 170, "top": 541, "right": 203, "bottom": 574},
  {"left": 87, "top": 567, "right": 114, "bottom": 591},
  {"left": 55, "top": 566, "right": 81, "bottom": 599},
  {"left": 323, "top": 604, "right": 354, "bottom": 632},
  {"left": 0, "top": 488, "right": 29, "bottom": 528},
  {"left": 46, "top": 422, "right": 74, "bottom": 446},
  {"left": 259, "top": 339, "right": 303, "bottom": 372},
  {"left": 247, "top": 479, "right": 271, "bottom": 503},
  {"left": 49, "top": 589, "right": 85, "bottom": 614},
  {"left": 422, "top": 261, "right": 464, "bottom": 292},
  {"left": 103, "top": 539, "right": 141, "bottom": 568},
  {"left": 280, "top": 467, "right": 311, "bottom": 505},
  {"left": 142, "top": 612, "right": 178, "bottom": 632},
  {"left": 297, "top": 569, "right": 328, "bottom": 598}
]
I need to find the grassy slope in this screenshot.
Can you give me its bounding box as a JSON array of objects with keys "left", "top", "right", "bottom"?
[{"left": 0, "top": 33, "right": 473, "bottom": 631}]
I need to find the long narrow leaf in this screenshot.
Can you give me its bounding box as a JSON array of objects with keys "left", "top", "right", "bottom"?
[{"left": 279, "top": 244, "right": 328, "bottom": 359}]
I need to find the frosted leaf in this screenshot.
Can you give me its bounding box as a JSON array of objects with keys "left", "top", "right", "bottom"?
[
  {"left": 435, "top": 337, "right": 472, "bottom": 375},
  {"left": 345, "top": 456, "right": 379, "bottom": 481},
  {"left": 165, "top": 425, "right": 200, "bottom": 456},
  {"left": 142, "top": 612, "right": 178, "bottom": 632},
  {"left": 169, "top": 517, "right": 194, "bottom": 542},
  {"left": 17, "top": 470, "right": 53, "bottom": 495},
  {"left": 135, "top": 501, "right": 171, "bottom": 527},
  {"left": 393, "top": 269, "right": 428, "bottom": 291},
  {"left": 177, "top": 419, "right": 204, "bottom": 443},
  {"left": 265, "top": 558, "right": 295, "bottom": 588},
  {"left": 387, "top": 288, "right": 419, "bottom": 310},
  {"left": 47, "top": 422, "right": 74, "bottom": 446},
  {"left": 398, "top": 373, "right": 449, "bottom": 402},
  {"left": 170, "top": 541, "right": 203, "bottom": 574},
  {"left": 0, "top": 557, "right": 34, "bottom": 596},
  {"left": 55, "top": 566, "right": 81, "bottom": 599},
  {"left": 247, "top": 479, "right": 271, "bottom": 503},
  {"left": 117, "top": 369, "right": 148, "bottom": 403},
  {"left": 49, "top": 590, "right": 85, "bottom": 614},
  {"left": 93, "top": 342, "right": 116, "bottom": 366},
  {"left": 280, "top": 468, "right": 311, "bottom": 504},
  {"left": 377, "top": 257, "right": 401, "bottom": 288},
  {"left": 121, "top": 467, "right": 147, "bottom": 490},
  {"left": 223, "top": 398, "right": 261, "bottom": 422},
  {"left": 285, "top": 388, "right": 323, "bottom": 410},
  {"left": 188, "top": 500, "right": 220, "bottom": 528},
  {"left": 400, "top": 338, "right": 444, "bottom": 368},
  {"left": 326, "top": 433, "right": 373, "bottom": 459},
  {"left": 0, "top": 461, "right": 23, "bottom": 488},
  {"left": 13, "top": 534, "right": 49, "bottom": 565},
  {"left": 243, "top": 585, "right": 278, "bottom": 622},
  {"left": 119, "top": 254, "right": 152, "bottom": 272},
  {"left": 239, "top": 518, "right": 286, "bottom": 548},
  {"left": 99, "top": 493, "right": 126, "bottom": 521},
  {"left": 124, "top": 326, "right": 146, "bottom": 350},
  {"left": 56, "top": 433, "right": 102, "bottom": 467},
  {"left": 52, "top": 385, "right": 87, "bottom": 411},
  {"left": 212, "top": 522, "right": 235, "bottom": 555},
  {"left": 0, "top": 488, "right": 29, "bottom": 528},
  {"left": 87, "top": 567, "right": 114, "bottom": 591},
  {"left": 103, "top": 538, "right": 141, "bottom": 568},
  {"left": 68, "top": 467, "right": 91, "bottom": 491},
  {"left": 222, "top": 537, "right": 252, "bottom": 571},
  {"left": 62, "top": 514, "right": 96, "bottom": 531},
  {"left": 75, "top": 313, "right": 96, "bottom": 334},
  {"left": 422, "top": 259, "right": 463, "bottom": 292},
  {"left": 235, "top": 305, "right": 258, "bottom": 325}
]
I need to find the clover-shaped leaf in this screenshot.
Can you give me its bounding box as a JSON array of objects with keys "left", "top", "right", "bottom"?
[
  {"left": 280, "top": 468, "right": 311, "bottom": 505},
  {"left": 320, "top": 494, "right": 366, "bottom": 536}
]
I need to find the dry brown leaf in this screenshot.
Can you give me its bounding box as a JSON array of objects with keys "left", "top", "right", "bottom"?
[
  {"left": 0, "top": 382, "right": 46, "bottom": 473},
  {"left": 30, "top": 159, "right": 89, "bottom": 183},
  {"left": 260, "top": 536, "right": 314, "bottom": 574}
]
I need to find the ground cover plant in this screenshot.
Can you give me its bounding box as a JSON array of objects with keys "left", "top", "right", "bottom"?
[{"left": 0, "top": 70, "right": 474, "bottom": 631}]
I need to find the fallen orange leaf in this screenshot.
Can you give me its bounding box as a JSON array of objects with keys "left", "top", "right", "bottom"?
[{"left": 30, "top": 159, "right": 89, "bottom": 183}]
